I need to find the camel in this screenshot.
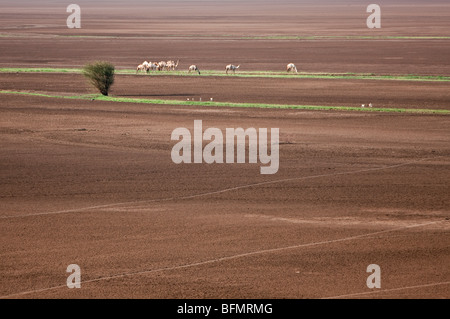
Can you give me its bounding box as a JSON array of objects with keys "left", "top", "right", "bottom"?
[
  {"left": 226, "top": 64, "right": 240, "bottom": 74},
  {"left": 136, "top": 64, "right": 147, "bottom": 74},
  {"left": 287, "top": 63, "right": 298, "bottom": 73},
  {"left": 188, "top": 65, "right": 201, "bottom": 75},
  {"left": 135, "top": 61, "right": 154, "bottom": 74},
  {"left": 140, "top": 61, "right": 151, "bottom": 73},
  {"left": 166, "top": 60, "right": 179, "bottom": 71},
  {"left": 157, "top": 61, "right": 167, "bottom": 71},
  {"left": 147, "top": 62, "right": 158, "bottom": 71}
]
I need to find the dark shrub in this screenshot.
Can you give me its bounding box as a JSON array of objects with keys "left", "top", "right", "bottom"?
[{"left": 82, "top": 61, "right": 115, "bottom": 96}]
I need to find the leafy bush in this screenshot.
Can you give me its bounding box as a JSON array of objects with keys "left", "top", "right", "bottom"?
[{"left": 82, "top": 61, "right": 115, "bottom": 96}]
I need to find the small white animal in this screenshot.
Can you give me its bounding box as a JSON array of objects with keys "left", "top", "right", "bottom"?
[
  {"left": 157, "top": 61, "right": 167, "bottom": 71},
  {"left": 226, "top": 64, "right": 240, "bottom": 74},
  {"left": 188, "top": 65, "right": 201, "bottom": 75},
  {"left": 166, "top": 60, "right": 179, "bottom": 71},
  {"left": 148, "top": 62, "right": 158, "bottom": 71},
  {"left": 287, "top": 63, "right": 298, "bottom": 73},
  {"left": 136, "top": 64, "right": 147, "bottom": 74}
]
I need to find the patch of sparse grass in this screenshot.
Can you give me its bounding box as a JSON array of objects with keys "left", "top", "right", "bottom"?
[
  {"left": 111, "top": 70, "right": 450, "bottom": 82},
  {"left": 60, "top": 35, "right": 119, "bottom": 39},
  {"left": 0, "top": 90, "right": 97, "bottom": 100},
  {"left": 1, "top": 90, "right": 448, "bottom": 115},
  {"left": 239, "top": 35, "right": 450, "bottom": 40},
  {"left": 0, "top": 67, "right": 80, "bottom": 73}
]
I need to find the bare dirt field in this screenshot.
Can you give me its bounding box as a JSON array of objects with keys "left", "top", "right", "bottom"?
[{"left": 0, "top": 0, "right": 449, "bottom": 299}]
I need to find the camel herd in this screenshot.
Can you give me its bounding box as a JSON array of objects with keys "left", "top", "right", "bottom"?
[
  {"left": 136, "top": 61, "right": 299, "bottom": 75},
  {"left": 136, "top": 60, "right": 179, "bottom": 73}
]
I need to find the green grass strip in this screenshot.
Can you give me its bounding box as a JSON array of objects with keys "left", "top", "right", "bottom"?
[
  {"left": 1, "top": 90, "right": 448, "bottom": 115},
  {"left": 238, "top": 35, "right": 450, "bottom": 40},
  {"left": 1, "top": 67, "right": 450, "bottom": 82},
  {"left": 0, "top": 67, "right": 81, "bottom": 74}
]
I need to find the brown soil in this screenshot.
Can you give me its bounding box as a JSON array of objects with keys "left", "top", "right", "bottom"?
[{"left": 0, "top": 0, "right": 449, "bottom": 299}]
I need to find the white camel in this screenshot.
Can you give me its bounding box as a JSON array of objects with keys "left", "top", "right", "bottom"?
[
  {"left": 287, "top": 63, "right": 298, "bottom": 73},
  {"left": 226, "top": 64, "right": 240, "bottom": 74},
  {"left": 136, "top": 64, "right": 147, "bottom": 74},
  {"left": 166, "top": 60, "right": 179, "bottom": 71},
  {"left": 147, "top": 62, "right": 158, "bottom": 71},
  {"left": 188, "top": 65, "right": 201, "bottom": 75},
  {"left": 157, "top": 61, "right": 167, "bottom": 71}
]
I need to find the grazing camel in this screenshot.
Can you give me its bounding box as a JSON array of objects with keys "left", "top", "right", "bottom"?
[
  {"left": 136, "top": 64, "right": 147, "bottom": 74},
  {"left": 157, "top": 61, "right": 167, "bottom": 71},
  {"left": 166, "top": 60, "right": 174, "bottom": 70},
  {"left": 188, "top": 65, "right": 201, "bottom": 75},
  {"left": 226, "top": 64, "right": 240, "bottom": 74},
  {"left": 287, "top": 63, "right": 298, "bottom": 73},
  {"left": 147, "top": 62, "right": 158, "bottom": 71},
  {"left": 166, "top": 60, "right": 179, "bottom": 71},
  {"left": 141, "top": 61, "right": 151, "bottom": 73}
]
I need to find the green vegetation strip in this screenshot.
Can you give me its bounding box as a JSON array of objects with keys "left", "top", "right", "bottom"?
[
  {"left": 238, "top": 35, "right": 450, "bottom": 40},
  {"left": 1, "top": 68, "right": 450, "bottom": 82},
  {"left": 1, "top": 90, "right": 448, "bottom": 115}
]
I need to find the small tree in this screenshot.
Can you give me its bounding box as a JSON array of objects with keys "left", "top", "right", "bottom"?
[{"left": 82, "top": 61, "right": 115, "bottom": 96}]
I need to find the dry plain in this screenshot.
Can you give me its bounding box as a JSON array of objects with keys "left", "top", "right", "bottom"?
[{"left": 0, "top": 0, "right": 449, "bottom": 299}]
